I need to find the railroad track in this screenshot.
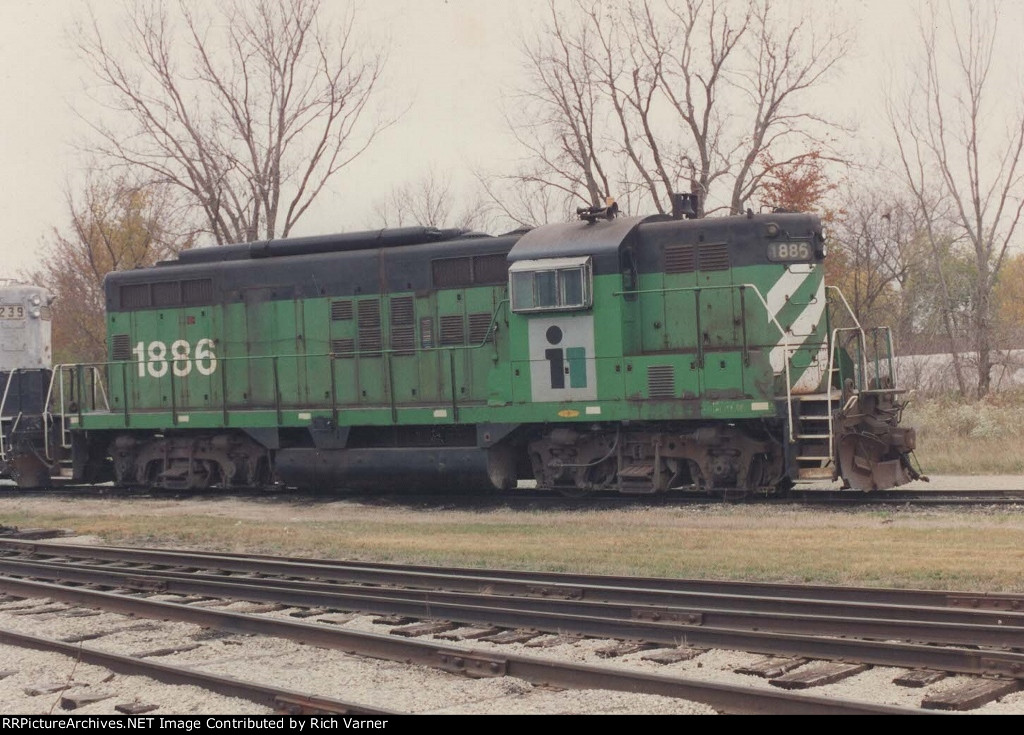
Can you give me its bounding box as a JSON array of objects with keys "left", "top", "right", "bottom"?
[
  {"left": 4, "top": 480, "right": 1024, "bottom": 508},
  {"left": 0, "top": 539, "right": 1022, "bottom": 713}
]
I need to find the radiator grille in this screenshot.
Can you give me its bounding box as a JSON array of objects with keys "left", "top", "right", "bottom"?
[
  {"left": 432, "top": 257, "right": 473, "bottom": 288},
  {"left": 152, "top": 281, "right": 181, "bottom": 307},
  {"left": 182, "top": 278, "right": 213, "bottom": 305},
  {"left": 472, "top": 253, "right": 509, "bottom": 285},
  {"left": 120, "top": 284, "right": 151, "bottom": 309}
]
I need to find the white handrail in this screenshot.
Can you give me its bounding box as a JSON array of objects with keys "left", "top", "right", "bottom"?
[{"left": 0, "top": 370, "right": 15, "bottom": 461}]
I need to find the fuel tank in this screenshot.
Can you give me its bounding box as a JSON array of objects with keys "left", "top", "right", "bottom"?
[{"left": 273, "top": 447, "right": 498, "bottom": 492}]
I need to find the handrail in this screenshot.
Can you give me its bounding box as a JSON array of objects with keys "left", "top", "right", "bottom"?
[
  {"left": 825, "top": 286, "right": 899, "bottom": 390},
  {"left": 825, "top": 287, "right": 871, "bottom": 384},
  {"left": 43, "top": 365, "right": 61, "bottom": 462},
  {"left": 0, "top": 370, "right": 16, "bottom": 461},
  {"left": 44, "top": 365, "right": 112, "bottom": 460}
]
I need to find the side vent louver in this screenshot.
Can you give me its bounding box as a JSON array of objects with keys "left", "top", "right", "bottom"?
[
  {"left": 330, "top": 338, "right": 355, "bottom": 357},
  {"left": 331, "top": 300, "right": 353, "bottom": 320},
  {"left": 111, "top": 334, "right": 131, "bottom": 361},
  {"left": 647, "top": 365, "right": 676, "bottom": 399},
  {"left": 665, "top": 243, "right": 730, "bottom": 273},
  {"left": 390, "top": 296, "right": 415, "bottom": 355},
  {"left": 357, "top": 299, "right": 382, "bottom": 356},
  {"left": 439, "top": 315, "right": 465, "bottom": 346},
  {"left": 468, "top": 312, "right": 494, "bottom": 344},
  {"left": 664, "top": 245, "right": 696, "bottom": 274},
  {"left": 698, "top": 243, "right": 730, "bottom": 271}
]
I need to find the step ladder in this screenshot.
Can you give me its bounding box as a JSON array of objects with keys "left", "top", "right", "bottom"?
[{"left": 792, "top": 390, "right": 840, "bottom": 481}]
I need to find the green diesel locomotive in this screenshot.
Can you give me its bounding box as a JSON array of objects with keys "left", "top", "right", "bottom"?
[{"left": 57, "top": 202, "right": 921, "bottom": 496}]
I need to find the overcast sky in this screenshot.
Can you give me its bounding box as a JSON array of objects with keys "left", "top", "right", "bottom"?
[{"left": 0, "top": 0, "right": 1015, "bottom": 278}]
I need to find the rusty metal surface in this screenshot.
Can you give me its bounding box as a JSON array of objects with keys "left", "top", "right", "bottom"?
[
  {"left": 0, "top": 555, "right": 1020, "bottom": 656},
  {"left": 3, "top": 539, "right": 1024, "bottom": 711},
  {"left": 2, "top": 537, "right": 1022, "bottom": 626},
  {"left": 0, "top": 575, "right": 926, "bottom": 715}
]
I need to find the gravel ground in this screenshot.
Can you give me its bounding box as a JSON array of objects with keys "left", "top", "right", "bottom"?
[
  {"left": 1, "top": 573, "right": 1023, "bottom": 715},
  {"left": 1, "top": 475, "right": 1022, "bottom": 715}
]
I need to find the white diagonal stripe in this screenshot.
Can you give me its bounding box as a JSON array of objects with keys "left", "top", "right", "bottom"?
[{"left": 767, "top": 266, "right": 826, "bottom": 390}]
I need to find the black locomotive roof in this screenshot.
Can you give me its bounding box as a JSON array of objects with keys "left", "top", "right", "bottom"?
[
  {"left": 105, "top": 231, "right": 521, "bottom": 310},
  {"left": 173, "top": 226, "right": 475, "bottom": 264},
  {"left": 507, "top": 215, "right": 663, "bottom": 271},
  {"left": 104, "top": 211, "right": 823, "bottom": 311},
  {"left": 633, "top": 211, "right": 823, "bottom": 271}
]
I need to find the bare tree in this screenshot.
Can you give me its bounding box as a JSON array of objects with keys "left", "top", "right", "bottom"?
[
  {"left": 371, "top": 169, "right": 492, "bottom": 232},
  {"left": 496, "top": 0, "right": 850, "bottom": 222},
  {"left": 27, "top": 173, "right": 193, "bottom": 364},
  {"left": 488, "top": 2, "right": 617, "bottom": 227},
  {"left": 605, "top": 0, "right": 748, "bottom": 215},
  {"left": 76, "top": 0, "right": 390, "bottom": 245},
  {"left": 888, "top": 1, "right": 1024, "bottom": 397},
  {"left": 827, "top": 189, "right": 928, "bottom": 337}
]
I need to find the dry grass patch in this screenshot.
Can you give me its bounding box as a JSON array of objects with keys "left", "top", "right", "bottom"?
[
  {"left": 906, "top": 392, "right": 1024, "bottom": 474},
  {"left": 2, "top": 497, "right": 1023, "bottom": 593}
]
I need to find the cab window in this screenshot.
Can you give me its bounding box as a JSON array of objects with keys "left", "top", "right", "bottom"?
[{"left": 509, "top": 257, "right": 592, "bottom": 313}]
